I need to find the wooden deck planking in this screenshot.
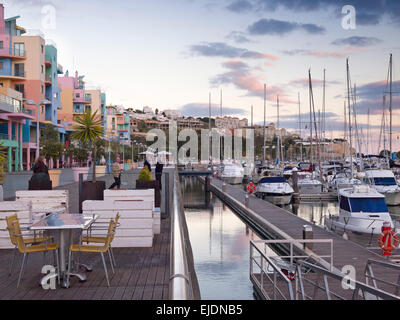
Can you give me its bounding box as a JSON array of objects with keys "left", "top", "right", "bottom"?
[
  {"left": 0, "top": 218, "right": 171, "bottom": 300},
  {"left": 209, "top": 178, "right": 399, "bottom": 290}
]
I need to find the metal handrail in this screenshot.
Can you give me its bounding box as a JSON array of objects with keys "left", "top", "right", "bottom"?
[
  {"left": 250, "top": 240, "right": 294, "bottom": 300},
  {"left": 364, "top": 258, "right": 400, "bottom": 296},
  {"left": 169, "top": 170, "right": 194, "bottom": 300}
]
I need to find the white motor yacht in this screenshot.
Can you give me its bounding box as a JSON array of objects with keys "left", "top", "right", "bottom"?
[
  {"left": 296, "top": 172, "right": 323, "bottom": 194},
  {"left": 364, "top": 170, "right": 400, "bottom": 206},
  {"left": 220, "top": 163, "right": 244, "bottom": 185},
  {"left": 255, "top": 176, "right": 294, "bottom": 206},
  {"left": 324, "top": 185, "right": 394, "bottom": 235},
  {"left": 328, "top": 171, "right": 361, "bottom": 191}
]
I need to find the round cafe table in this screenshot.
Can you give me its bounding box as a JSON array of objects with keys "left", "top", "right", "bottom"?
[{"left": 29, "top": 213, "right": 98, "bottom": 288}]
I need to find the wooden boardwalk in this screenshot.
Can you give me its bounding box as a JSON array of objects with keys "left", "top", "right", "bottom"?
[
  {"left": 0, "top": 217, "right": 170, "bottom": 300},
  {"left": 208, "top": 178, "right": 400, "bottom": 297}
]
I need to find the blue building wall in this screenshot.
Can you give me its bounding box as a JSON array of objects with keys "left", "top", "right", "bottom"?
[{"left": 0, "top": 58, "right": 12, "bottom": 76}]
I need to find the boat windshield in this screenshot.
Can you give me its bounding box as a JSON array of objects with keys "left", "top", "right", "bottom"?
[
  {"left": 349, "top": 198, "right": 388, "bottom": 213},
  {"left": 259, "top": 177, "right": 286, "bottom": 184},
  {"left": 373, "top": 177, "right": 397, "bottom": 186}
]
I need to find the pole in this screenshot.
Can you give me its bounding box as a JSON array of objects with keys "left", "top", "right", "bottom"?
[
  {"left": 263, "top": 83, "right": 266, "bottom": 164},
  {"left": 251, "top": 105, "right": 253, "bottom": 127},
  {"left": 298, "top": 92, "right": 302, "bottom": 161},
  {"left": 389, "top": 53, "right": 393, "bottom": 158},
  {"left": 36, "top": 104, "right": 40, "bottom": 160},
  {"left": 346, "top": 58, "right": 354, "bottom": 178}
]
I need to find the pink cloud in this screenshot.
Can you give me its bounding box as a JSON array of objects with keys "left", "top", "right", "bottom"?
[{"left": 306, "top": 51, "right": 347, "bottom": 58}]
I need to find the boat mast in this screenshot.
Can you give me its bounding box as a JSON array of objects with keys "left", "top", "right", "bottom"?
[
  {"left": 263, "top": 84, "right": 266, "bottom": 165},
  {"left": 298, "top": 92, "right": 302, "bottom": 161},
  {"left": 346, "top": 58, "right": 354, "bottom": 178},
  {"left": 309, "top": 74, "right": 313, "bottom": 163},
  {"left": 309, "top": 69, "right": 323, "bottom": 181},
  {"left": 352, "top": 84, "right": 363, "bottom": 170},
  {"left": 322, "top": 69, "right": 326, "bottom": 162},
  {"left": 277, "top": 95, "right": 281, "bottom": 165},
  {"left": 389, "top": 53, "right": 393, "bottom": 158}
]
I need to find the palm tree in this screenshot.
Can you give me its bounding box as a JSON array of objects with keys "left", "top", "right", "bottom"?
[{"left": 71, "top": 110, "right": 104, "bottom": 182}]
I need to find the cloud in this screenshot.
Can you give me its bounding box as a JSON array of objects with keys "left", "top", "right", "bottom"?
[
  {"left": 210, "top": 60, "right": 295, "bottom": 104},
  {"left": 178, "top": 103, "right": 247, "bottom": 118},
  {"left": 189, "top": 42, "right": 277, "bottom": 60},
  {"left": 226, "top": 31, "right": 252, "bottom": 44},
  {"left": 248, "top": 18, "right": 325, "bottom": 36},
  {"left": 289, "top": 78, "right": 341, "bottom": 87},
  {"left": 331, "top": 36, "right": 383, "bottom": 47},
  {"left": 282, "top": 49, "right": 347, "bottom": 59},
  {"left": 355, "top": 80, "right": 400, "bottom": 115},
  {"left": 226, "top": 0, "right": 253, "bottom": 13},
  {"left": 229, "top": 0, "right": 400, "bottom": 25}
]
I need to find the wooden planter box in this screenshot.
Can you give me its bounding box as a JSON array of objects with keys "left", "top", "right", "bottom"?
[
  {"left": 79, "top": 181, "right": 106, "bottom": 213},
  {"left": 135, "top": 180, "right": 161, "bottom": 208}
]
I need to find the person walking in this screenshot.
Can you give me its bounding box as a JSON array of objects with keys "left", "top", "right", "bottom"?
[
  {"left": 155, "top": 161, "right": 164, "bottom": 189},
  {"left": 109, "top": 155, "right": 122, "bottom": 189}
]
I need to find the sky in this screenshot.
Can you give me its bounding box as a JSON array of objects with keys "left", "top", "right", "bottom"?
[{"left": 4, "top": 0, "right": 400, "bottom": 153}]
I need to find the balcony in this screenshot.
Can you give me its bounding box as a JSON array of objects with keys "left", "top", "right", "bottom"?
[
  {"left": 45, "top": 74, "right": 52, "bottom": 86},
  {"left": 0, "top": 133, "right": 16, "bottom": 141},
  {"left": 13, "top": 70, "right": 25, "bottom": 78},
  {"left": 0, "top": 93, "right": 22, "bottom": 113},
  {"left": 0, "top": 47, "right": 26, "bottom": 60}
]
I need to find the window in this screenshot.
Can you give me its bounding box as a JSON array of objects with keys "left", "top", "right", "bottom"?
[
  {"left": 14, "top": 43, "right": 25, "bottom": 56},
  {"left": 14, "top": 84, "right": 25, "bottom": 95},
  {"left": 41, "top": 65, "right": 44, "bottom": 73},
  {"left": 349, "top": 198, "right": 388, "bottom": 213},
  {"left": 41, "top": 85, "right": 44, "bottom": 94},
  {"left": 339, "top": 196, "right": 351, "bottom": 212},
  {"left": 0, "top": 62, "right": 3, "bottom": 70},
  {"left": 0, "top": 41, "right": 3, "bottom": 49},
  {"left": 41, "top": 45, "right": 44, "bottom": 53},
  {"left": 0, "top": 83, "right": 3, "bottom": 87},
  {"left": 76, "top": 93, "right": 80, "bottom": 98},
  {"left": 373, "top": 177, "right": 397, "bottom": 186}
]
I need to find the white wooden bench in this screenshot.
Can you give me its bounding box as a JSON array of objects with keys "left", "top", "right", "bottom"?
[
  {"left": 82, "top": 200, "right": 154, "bottom": 248},
  {"left": 0, "top": 201, "right": 32, "bottom": 249},
  {"left": 15, "top": 190, "right": 69, "bottom": 222},
  {"left": 103, "top": 189, "right": 160, "bottom": 234}
]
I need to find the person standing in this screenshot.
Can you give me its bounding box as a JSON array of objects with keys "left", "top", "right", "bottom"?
[
  {"left": 109, "top": 155, "right": 122, "bottom": 189},
  {"left": 32, "top": 156, "right": 49, "bottom": 177},
  {"left": 155, "top": 161, "right": 164, "bottom": 189},
  {"left": 144, "top": 158, "right": 151, "bottom": 172}
]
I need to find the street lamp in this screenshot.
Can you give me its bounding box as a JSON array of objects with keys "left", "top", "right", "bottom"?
[{"left": 25, "top": 99, "right": 52, "bottom": 160}]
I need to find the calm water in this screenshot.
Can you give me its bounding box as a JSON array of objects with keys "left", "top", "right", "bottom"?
[{"left": 181, "top": 177, "right": 259, "bottom": 300}]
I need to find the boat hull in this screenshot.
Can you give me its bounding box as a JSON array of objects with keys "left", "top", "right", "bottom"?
[
  {"left": 221, "top": 176, "right": 243, "bottom": 185},
  {"left": 256, "top": 192, "right": 293, "bottom": 206},
  {"left": 298, "top": 184, "right": 323, "bottom": 194},
  {"left": 383, "top": 191, "right": 400, "bottom": 206},
  {"left": 324, "top": 210, "right": 394, "bottom": 235}
]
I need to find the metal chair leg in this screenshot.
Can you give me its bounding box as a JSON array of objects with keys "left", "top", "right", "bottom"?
[
  {"left": 100, "top": 252, "right": 110, "bottom": 287},
  {"left": 9, "top": 246, "right": 17, "bottom": 276},
  {"left": 55, "top": 249, "right": 61, "bottom": 285},
  {"left": 66, "top": 250, "right": 72, "bottom": 286},
  {"left": 110, "top": 246, "right": 116, "bottom": 267},
  {"left": 108, "top": 250, "right": 115, "bottom": 274},
  {"left": 17, "top": 253, "right": 28, "bottom": 288}
]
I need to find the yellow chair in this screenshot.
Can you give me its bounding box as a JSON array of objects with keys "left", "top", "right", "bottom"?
[
  {"left": 6, "top": 214, "right": 54, "bottom": 276},
  {"left": 82, "top": 213, "right": 120, "bottom": 269},
  {"left": 68, "top": 218, "right": 115, "bottom": 287},
  {"left": 6, "top": 216, "right": 60, "bottom": 288}
]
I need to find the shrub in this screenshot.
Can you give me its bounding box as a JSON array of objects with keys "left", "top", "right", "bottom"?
[{"left": 138, "top": 167, "right": 152, "bottom": 181}]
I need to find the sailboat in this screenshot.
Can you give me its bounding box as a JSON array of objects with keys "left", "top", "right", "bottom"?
[
  {"left": 324, "top": 59, "right": 393, "bottom": 235},
  {"left": 328, "top": 60, "right": 361, "bottom": 191}
]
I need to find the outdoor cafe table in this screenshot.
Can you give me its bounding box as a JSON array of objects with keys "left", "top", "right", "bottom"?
[{"left": 29, "top": 213, "right": 98, "bottom": 288}]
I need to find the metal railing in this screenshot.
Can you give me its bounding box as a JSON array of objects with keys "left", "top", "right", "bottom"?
[
  {"left": 169, "top": 170, "right": 195, "bottom": 300},
  {"left": 364, "top": 259, "right": 400, "bottom": 296},
  {"left": 250, "top": 239, "right": 400, "bottom": 300},
  {"left": 297, "top": 261, "right": 399, "bottom": 300}
]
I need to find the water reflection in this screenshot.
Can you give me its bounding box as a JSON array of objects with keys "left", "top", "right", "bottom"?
[{"left": 182, "top": 177, "right": 259, "bottom": 300}]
